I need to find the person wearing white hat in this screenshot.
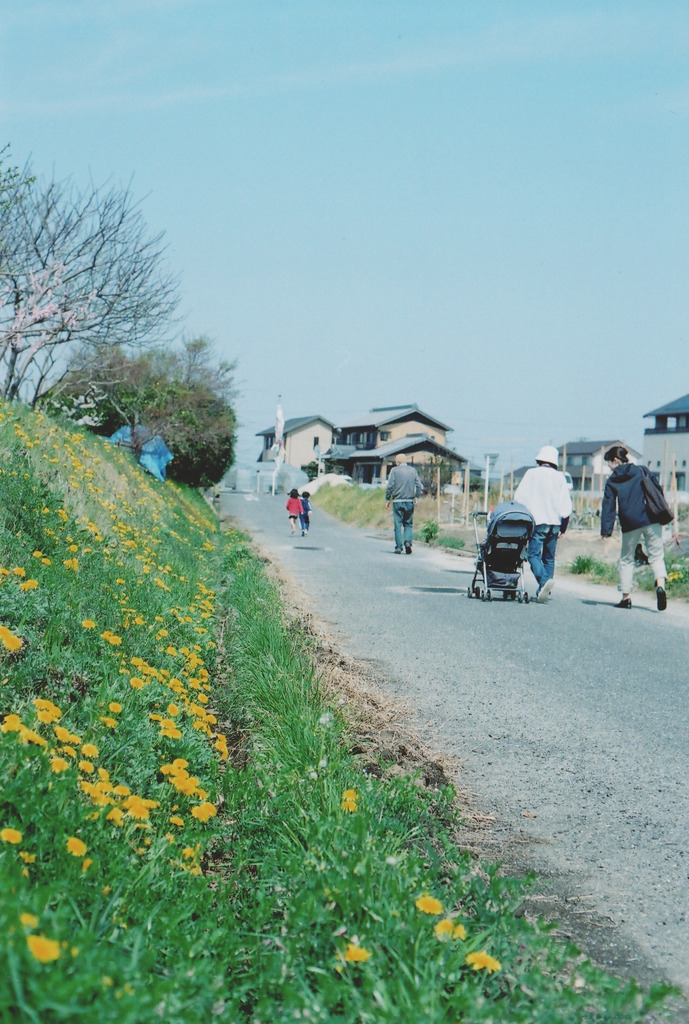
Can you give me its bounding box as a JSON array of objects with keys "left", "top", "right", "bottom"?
[{"left": 514, "top": 445, "right": 572, "bottom": 602}]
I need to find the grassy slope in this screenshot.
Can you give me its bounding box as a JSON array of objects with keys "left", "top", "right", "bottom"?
[{"left": 0, "top": 406, "right": 673, "bottom": 1022}]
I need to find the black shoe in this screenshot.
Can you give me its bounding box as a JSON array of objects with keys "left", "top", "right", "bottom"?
[
  {"left": 656, "top": 587, "right": 667, "bottom": 611},
  {"left": 394, "top": 547, "right": 403, "bottom": 554},
  {"left": 614, "top": 598, "right": 632, "bottom": 609},
  {"left": 404, "top": 542, "right": 412, "bottom": 554}
]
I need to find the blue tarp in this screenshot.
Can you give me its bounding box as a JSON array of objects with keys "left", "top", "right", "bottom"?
[{"left": 106, "top": 426, "right": 174, "bottom": 483}]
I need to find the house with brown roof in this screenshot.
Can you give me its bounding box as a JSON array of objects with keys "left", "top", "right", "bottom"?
[{"left": 256, "top": 403, "right": 466, "bottom": 483}]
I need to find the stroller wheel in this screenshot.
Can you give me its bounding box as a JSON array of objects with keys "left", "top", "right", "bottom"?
[
  {"left": 486, "top": 590, "right": 492, "bottom": 602},
  {"left": 474, "top": 586, "right": 481, "bottom": 599},
  {"left": 524, "top": 593, "right": 530, "bottom": 604},
  {"left": 517, "top": 593, "right": 523, "bottom": 603},
  {"left": 466, "top": 586, "right": 473, "bottom": 599}
]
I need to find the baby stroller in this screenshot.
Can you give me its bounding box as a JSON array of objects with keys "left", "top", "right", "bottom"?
[{"left": 468, "top": 501, "right": 535, "bottom": 603}]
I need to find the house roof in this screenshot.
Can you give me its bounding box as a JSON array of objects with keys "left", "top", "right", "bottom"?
[
  {"left": 558, "top": 440, "right": 625, "bottom": 456},
  {"left": 644, "top": 394, "right": 689, "bottom": 418},
  {"left": 256, "top": 415, "right": 334, "bottom": 437},
  {"left": 326, "top": 433, "right": 465, "bottom": 464},
  {"left": 336, "top": 404, "right": 452, "bottom": 432}
]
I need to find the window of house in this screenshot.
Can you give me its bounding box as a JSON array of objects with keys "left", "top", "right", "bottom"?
[
  {"left": 313, "top": 436, "right": 319, "bottom": 448},
  {"left": 380, "top": 431, "right": 390, "bottom": 441}
]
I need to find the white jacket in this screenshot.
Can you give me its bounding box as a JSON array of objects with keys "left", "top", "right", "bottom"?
[{"left": 514, "top": 466, "right": 572, "bottom": 526}]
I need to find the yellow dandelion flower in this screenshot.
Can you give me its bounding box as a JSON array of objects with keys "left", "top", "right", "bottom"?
[
  {"left": 341, "top": 795, "right": 358, "bottom": 813},
  {"left": 81, "top": 858, "right": 92, "bottom": 872},
  {"left": 19, "top": 579, "right": 39, "bottom": 591},
  {"left": 81, "top": 619, "right": 96, "bottom": 629},
  {"left": 1, "top": 827, "right": 22, "bottom": 844},
  {"left": 167, "top": 703, "right": 179, "bottom": 717},
  {"left": 66, "top": 837, "right": 87, "bottom": 857},
  {"left": 190, "top": 802, "right": 216, "bottom": 822},
  {"left": 81, "top": 743, "right": 98, "bottom": 759},
  {"left": 129, "top": 676, "right": 144, "bottom": 689},
  {"left": 343, "top": 942, "right": 372, "bottom": 963},
  {"left": 106, "top": 808, "right": 124, "bottom": 826},
  {"left": 12, "top": 567, "right": 26, "bottom": 577},
  {"left": 465, "top": 951, "right": 501, "bottom": 973},
  {"left": 108, "top": 702, "right": 122, "bottom": 713},
  {"left": 32, "top": 551, "right": 43, "bottom": 559},
  {"left": 63, "top": 558, "right": 79, "bottom": 571},
  {"left": 169, "top": 816, "right": 184, "bottom": 827},
  {"left": 453, "top": 923, "right": 468, "bottom": 940},
  {"left": 434, "top": 919, "right": 455, "bottom": 938},
  {"left": 0, "top": 625, "right": 23, "bottom": 651},
  {"left": 53, "top": 725, "right": 81, "bottom": 745},
  {"left": 20, "top": 913, "right": 39, "bottom": 929},
  {"left": 78, "top": 760, "right": 95, "bottom": 775},
  {"left": 19, "top": 851, "right": 36, "bottom": 863},
  {"left": 99, "top": 717, "right": 117, "bottom": 729},
  {"left": 27, "top": 934, "right": 61, "bottom": 963},
  {"left": 122, "top": 795, "right": 158, "bottom": 820},
  {"left": 1, "top": 714, "right": 23, "bottom": 732},
  {"left": 415, "top": 895, "right": 443, "bottom": 916},
  {"left": 101, "top": 632, "right": 122, "bottom": 646},
  {"left": 50, "top": 757, "right": 70, "bottom": 774},
  {"left": 19, "top": 728, "right": 47, "bottom": 747}
]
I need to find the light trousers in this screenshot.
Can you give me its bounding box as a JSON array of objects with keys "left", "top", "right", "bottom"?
[{"left": 619, "top": 523, "right": 666, "bottom": 593}]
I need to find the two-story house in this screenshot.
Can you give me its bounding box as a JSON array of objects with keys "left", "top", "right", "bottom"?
[
  {"left": 256, "top": 415, "right": 335, "bottom": 471},
  {"left": 643, "top": 394, "right": 689, "bottom": 492},
  {"left": 326, "top": 404, "right": 465, "bottom": 484},
  {"left": 257, "top": 404, "right": 466, "bottom": 484}
]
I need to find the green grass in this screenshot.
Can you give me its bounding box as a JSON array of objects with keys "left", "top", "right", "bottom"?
[
  {"left": 0, "top": 401, "right": 677, "bottom": 1022},
  {"left": 568, "top": 551, "right": 689, "bottom": 599},
  {"left": 312, "top": 483, "right": 389, "bottom": 527}
]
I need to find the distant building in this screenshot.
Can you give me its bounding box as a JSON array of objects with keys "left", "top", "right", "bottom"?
[
  {"left": 256, "top": 403, "right": 466, "bottom": 484},
  {"left": 327, "top": 404, "right": 465, "bottom": 484},
  {"left": 256, "top": 416, "right": 335, "bottom": 470},
  {"left": 643, "top": 394, "right": 689, "bottom": 491},
  {"left": 558, "top": 440, "right": 641, "bottom": 494}
]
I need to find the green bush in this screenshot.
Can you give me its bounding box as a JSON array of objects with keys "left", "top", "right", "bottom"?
[{"left": 421, "top": 520, "right": 439, "bottom": 543}]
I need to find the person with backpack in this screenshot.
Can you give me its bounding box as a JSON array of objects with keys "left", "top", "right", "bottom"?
[
  {"left": 299, "top": 491, "right": 312, "bottom": 536},
  {"left": 600, "top": 445, "right": 667, "bottom": 610}
]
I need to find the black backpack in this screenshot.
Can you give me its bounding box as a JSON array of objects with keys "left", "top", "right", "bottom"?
[{"left": 640, "top": 467, "right": 674, "bottom": 526}]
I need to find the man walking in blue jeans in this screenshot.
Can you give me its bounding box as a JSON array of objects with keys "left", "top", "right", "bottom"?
[
  {"left": 385, "top": 453, "right": 424, "bottom": 554},
  {"left": 514, "top": 445, "right": 572, "bottom": 602}
]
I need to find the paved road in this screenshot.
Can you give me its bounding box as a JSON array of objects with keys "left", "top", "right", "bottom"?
[{"left": 220, "top": 491, "right": 689, "bottom": 997}]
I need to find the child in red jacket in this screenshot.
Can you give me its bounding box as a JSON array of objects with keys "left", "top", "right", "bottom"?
[{"left": 286, "top": 489, "right": 303, "bottom": 534}]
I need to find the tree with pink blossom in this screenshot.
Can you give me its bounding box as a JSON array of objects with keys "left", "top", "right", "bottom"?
[{"left": 0, "top": 165, "right": 179, "bottom": 403}]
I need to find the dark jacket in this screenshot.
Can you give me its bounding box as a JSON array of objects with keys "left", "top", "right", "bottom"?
[{"left": 601, "top": 463, "right": 654, "bottom": 535}]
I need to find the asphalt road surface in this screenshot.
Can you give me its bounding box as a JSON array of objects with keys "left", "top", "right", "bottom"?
[{"left": 220, "top": 491, "right": 689, "bottom": 1001}]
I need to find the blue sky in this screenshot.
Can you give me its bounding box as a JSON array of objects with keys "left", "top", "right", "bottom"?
[{"left": 2, "top": 0, "right": 688, "bottom": 470}]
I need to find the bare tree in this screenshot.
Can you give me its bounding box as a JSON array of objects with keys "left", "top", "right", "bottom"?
[{"left": 0, "top": 167, "right": 179, "bottom": 403}]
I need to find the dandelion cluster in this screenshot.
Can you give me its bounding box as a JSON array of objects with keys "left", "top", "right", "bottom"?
[{"left": 0, "top": 401, "right": 227, "bottom": 981}]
